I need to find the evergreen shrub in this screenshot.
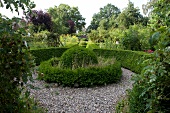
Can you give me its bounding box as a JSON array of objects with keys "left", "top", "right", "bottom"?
[
  {"left": 59, "top": 46, "right": 98, "bottom": 69},
  {"left": 38, "top": 57, "right": 122, "bottom": 87}
]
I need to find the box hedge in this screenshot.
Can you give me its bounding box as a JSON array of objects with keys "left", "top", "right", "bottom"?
[
  {"left": 93, "top": 49, "right": 153, "bottom": 73},
  {"left": 38, "top": 58, "right": 122, "bottom": 87},
  {"left": 30, "top": 47, "right": 68, "bottom": 65},
  {"left": 31, "top": 47, "right": 152, "bottom": 73}
]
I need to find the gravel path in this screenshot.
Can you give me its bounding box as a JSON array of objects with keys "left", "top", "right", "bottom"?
[{"left": 28, "top": 68, "right": 134, "bottom": 113}]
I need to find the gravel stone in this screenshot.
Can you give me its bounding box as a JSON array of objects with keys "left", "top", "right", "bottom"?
[{"left": 28, "top": 68, "right": 134, "bottom": 113}]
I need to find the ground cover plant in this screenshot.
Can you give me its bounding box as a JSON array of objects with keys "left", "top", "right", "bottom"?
[{"left": 38, "top": 46, "right": 122, "bottom": 87}]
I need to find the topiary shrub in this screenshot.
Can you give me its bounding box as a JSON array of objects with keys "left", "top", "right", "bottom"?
[
  {"left": 59, "top": 46, "right": 98, "bottom": 69},
  {"left": 38, "top": 57, "right": 122, "bottom": 87}
]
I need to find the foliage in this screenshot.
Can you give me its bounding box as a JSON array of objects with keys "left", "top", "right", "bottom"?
[
  {"left": 31, "top": 30, "right": 49, "bottom": 42},
  {"left": 59, "top": 46, "right": 98, "bottom": 69},
  {"left": 48, "top": 4, "right": 86, "bottom": 34},
  {"left": 30, "top": 47, "right": 69, "bottom": 65},
  {"left": 26, "top": 10, "right": 52, "bottom": 32},
  {"left": 120, "top": 25, "right": 147, "bottom": 51},
  {"left": 93, "top": 49, "right": 153, "bottom": 73},
  {"left": 0, "top": 3, "right": 36, "bottom": 112},
  {"left": 87, "top": 30, "right": 101, "bottom": 43},
  {"left": 38, "top": 57, "right": 122, "bottom": 87},
  {"left": 0, "top": 0, "right": 35, "bottom": 14},
  {"left": 79, "top": 40, "right": 87, "bottom": 48},
  {"left": 127, "top": 0, "right": 170, "bottom": 112},
  {"left": 46, "top": 32, "right": 62, "bottom": 47},
  {"left": 116, "top": 1, "right": 148, "bottom": 29},
  {"left": 86, "top": 41, "right": 100, "bottom": 50},
  {"left": 87, "top": 3, "right": 120, "bottom": 32},
  {"left": 60, "top": 34, "right": 79, "bottom": 47}
]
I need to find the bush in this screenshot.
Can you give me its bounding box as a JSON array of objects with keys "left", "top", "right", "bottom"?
[
  {"left": 86, "top": 42, "right": 100, "bottom": 50},
  {"left": 59, "top": 46, "right": 98, "bottom": 69},
  {"left": 38, "top": 57, "right": 122, "bottom": 87},
  {"left": 119, "top": 25, "right": 151, "bottom": 51},
  {"left": 0, "top": 15, "right": 34, "bottom": 112},
  {"left": 79, "top": 40, "right": 87, "bottom": 47},
  {"left": 93, "top": 49, "right": 152, "bottom": 73}
]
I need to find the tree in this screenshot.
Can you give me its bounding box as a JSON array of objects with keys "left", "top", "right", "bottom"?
[
  {"left": 116, "top": 1, "right": 147, "bottom": 29},
  {"left": 48, "top": 4, "right": 86, "bottom": 34},
  {"left": 26, "top": 10, "right": 53, "bottom": 32},
  {"left": 87, "top": 3, "right": 120, "bottom": 32},
  {"left": 0, "top": 0, "right": 35, "bottom": 14}
]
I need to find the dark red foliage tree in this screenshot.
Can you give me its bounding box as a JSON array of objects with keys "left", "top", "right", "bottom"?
[
  {"left": 27, "top": 10, "right": 52, "bottom": 32},
  {"left": 67, "top": 20, "right": 76, "bottom": 34}
]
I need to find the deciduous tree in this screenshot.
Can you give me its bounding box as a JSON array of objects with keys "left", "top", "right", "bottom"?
[
  {"left": 87, "top": 3, "right": 120, "bottom": 32},
  {"left": 48, "top": 4, "right": 86, "bottom": 34}
]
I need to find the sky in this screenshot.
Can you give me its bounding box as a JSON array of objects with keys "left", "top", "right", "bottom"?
[{"left": 0, "top": 0, "right": 148, "bottom": 27}]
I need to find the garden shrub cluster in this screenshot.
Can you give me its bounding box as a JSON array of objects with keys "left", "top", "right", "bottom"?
[
  {"left": 38, "top": 57, "right": 122, "bottom": 87},
  {"left": 59, "top": 46, "right": 98, "bottom": 69},
  {"left": 93, "top": 49, "right": 152, "bottom": 73}
]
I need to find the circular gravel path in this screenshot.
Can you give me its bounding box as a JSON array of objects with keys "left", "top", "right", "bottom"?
[{"left": 29, "top": 68, "right": 134, "bottom": 113}]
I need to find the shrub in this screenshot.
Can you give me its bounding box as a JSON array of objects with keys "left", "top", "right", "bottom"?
[
  {"left": 79, "top": 40, "right": 87, "bottom": 47},
  {"left": 38, "top": 57, "right": 122, "bottom": 87},
  {"left": 0, "top": 15, "right": 34, "bottom": 112},
  {"left": 86, "top": 42, "right": 100, "bottom": 50},
  {"left": 119, "top": 25, "right": 151, "bottom": 51},
  {"left": 59, "top": 46, "right": 98, "bottom": 69}
]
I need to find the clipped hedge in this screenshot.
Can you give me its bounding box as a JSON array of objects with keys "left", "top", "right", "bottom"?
[
  {"left": 30, "top": 47, "right": 68, "bottom": 65},
  {"left": 93, "top": 49, "right": 153, "bottom": 73},
  {"left": 38, "top": 58, "right": 122, "bottom": 87},
  {"left": 30, "top": 47, "right": 153, "bottom": 73},
  {"left": 60, "top": 46, "right": 98, "bottom": 69}
]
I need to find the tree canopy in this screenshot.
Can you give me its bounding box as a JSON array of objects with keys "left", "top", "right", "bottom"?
[
  {"left": 0, "top": 0, "right": 35, "bottom": 15},
  {"left": 116, "top": 1, "right": 148, "bottom": 29},
  {"left": 26, "top": 10, "right": 53, "bottom": 32},
  {"left": 48, "top": 4, "right": 86, "bottom": 35},
  {"left": 86, "top": 3, "right": 121, "bottom": 32}
]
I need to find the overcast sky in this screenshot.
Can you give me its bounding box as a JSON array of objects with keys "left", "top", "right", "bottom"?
[{"left": 0, "top": 0, "right": 148, "bottom": 27}]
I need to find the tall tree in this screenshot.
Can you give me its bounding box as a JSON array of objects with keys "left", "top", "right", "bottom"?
[
  {"left": 48, "top": 4, "right": 86, "bottom": 34},
  {"left": 116, "top": 1, "right": 147, "bottom": 29},
  {"left": 87, "top": 3, "right": 120, "bottom": 32}
]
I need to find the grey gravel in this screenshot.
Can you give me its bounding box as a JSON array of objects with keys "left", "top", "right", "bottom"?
[{"left": 28, "top": 68, "right": 134, "bottom": 113}]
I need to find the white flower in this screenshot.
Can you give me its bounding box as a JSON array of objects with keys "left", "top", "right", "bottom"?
[{"left": 24, "top": 41, "right": 28, "bottom": 47}]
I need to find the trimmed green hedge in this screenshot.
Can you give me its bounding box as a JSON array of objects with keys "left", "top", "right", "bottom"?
[
  {"left": 93, "top": 49, "right": 153, "bottom": 73},
  {"left": 38, "top": 58, "right": 122, "bottom": 87},
  {"left": 60, "top": 46, "right": 98, "bottom": 69},
  {"left": 31, "top": 47, "right": 152, "bottom": 73},
  {"left": 30, "top": 47, "right": 68, "bottom": 65}
]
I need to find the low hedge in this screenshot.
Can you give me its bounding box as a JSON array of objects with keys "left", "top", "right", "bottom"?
[
  {"left": 93, "top": 49, "right": 153, "bottom": 73},
  {"left": 30, "top": 47, "right": 68, "bottom": 65},
  {"left": 31, "top": 47, "right": 153, "bottom": 74},
  {"left": 38, "top": 58, "right": 122, "bottom": 87}
]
